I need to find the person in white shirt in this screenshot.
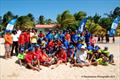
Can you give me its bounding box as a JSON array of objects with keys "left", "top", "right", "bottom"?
[
  {"left": 17, "top": 29, "right": 21, "bottom": 37},
  {"left": 11, "top": 30, "right": 19, "bottom": 56},
  {"left": 71, "top": 45, "right": 90, "bottom": 67}
]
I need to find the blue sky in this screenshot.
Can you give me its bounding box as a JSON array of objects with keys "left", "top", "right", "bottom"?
[{"left": 0, "top": 0, "right": 120, "bottom": 21}]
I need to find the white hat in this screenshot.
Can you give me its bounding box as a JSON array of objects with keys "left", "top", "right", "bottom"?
[{"left": 81, "top": 45, "right": 86, "bottom": 49}]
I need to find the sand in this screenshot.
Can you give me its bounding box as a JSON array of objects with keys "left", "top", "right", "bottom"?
[{"left": 0, "top": 37, "right": 120, "bottom": 80}]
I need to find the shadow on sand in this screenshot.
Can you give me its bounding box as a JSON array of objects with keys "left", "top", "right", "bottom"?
[{"left": 0, "top": 55, "right": 4, "bottom": 59}]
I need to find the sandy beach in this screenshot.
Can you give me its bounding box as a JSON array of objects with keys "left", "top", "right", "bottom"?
[{"left": 0, "top": 37, "right": 120, "bottom": 80}]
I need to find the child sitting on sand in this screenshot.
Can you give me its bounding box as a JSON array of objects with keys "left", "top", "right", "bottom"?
[
  {"left": 101, "top": 47, "right": 114, "bottom": 64},
  {"left": 17, "top": 48, "right": 26, "bottom": 66},
  {"left": 96, "top": 57, "right": 108, "bottom": 65},
  {"left": 72, "top": 45, "right": 90, "bottom": 67},
  {"left": 87, "top": 42, "right": 94, "bottom": 61}
]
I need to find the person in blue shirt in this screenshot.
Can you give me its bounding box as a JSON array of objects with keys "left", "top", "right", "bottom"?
[
  {"left": 63, "top": 38, "right": 69, "bottom": 49},
  {"left": 76, "top": 41, "right": 83, "bottom": 50},
  {"left": 87, "top": 42, "right": 94, "bottom": 51},
  {"left": 67, "top": 44, "right": 76, "bottom": 64},
  {"left": 46, "top": 30, "right": 54, "bottom": 42},
  {"left": 84, "top": 30, "right": 91, "bottom": 47},
  {"left": 59, "top": 30, "right": 65, "bottom": 42},
  {"left": 72, "top": 31, "right": 79, "bottom": 45},
  {"left": 87, "top": 42, "right": 94, "bottom": 61}
]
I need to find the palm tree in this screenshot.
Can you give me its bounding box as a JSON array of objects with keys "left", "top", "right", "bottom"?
[
  {"left": 2, "top": 11, "right": 14, "bottom": 27},
  {"left": 38, "top": 15, "right": 45, "bottom": 24},
  {"left": 56, "top": 10, "right": 76, "bottom": 30},
  {"left": 74, "top": 11, "right": 87, "bottom": 21},
  {"left": 27, "top": 13, "right": 34, "bottom": 21},
  {"left": 16, "top": 16, "right": 35, "bottom": 30}
]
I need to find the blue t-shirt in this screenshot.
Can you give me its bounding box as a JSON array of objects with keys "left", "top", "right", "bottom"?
[
  {"left": 85, "top": 32, "right": 91, "bottom": 42},
  {"left": 64, "top": 40, "right": 69, "bottom": 49},
  {"left": 87, "top": 45, "right": 93, "bottom": 50},
  {"left": 72, "top": 34, "right": 79, "bottom": 43},
  {"left": 59, "top": 34, "right": 64, "bottom": 41},
  {"left": 77, "top": 43, "right": 83, "bottom": 50},
  {"left": 46, "top": 33, "right": 53, "bottom": 41}
]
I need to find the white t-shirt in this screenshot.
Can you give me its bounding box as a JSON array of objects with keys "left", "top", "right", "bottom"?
[
  {"left": 17, "top": 30, "right": 21, "bottom": 37},
  {"left": 12, "top": 34, "right": 19, "bottom": 41},
  {"left": 30, "top": 32, "right": 34, "bottom": 38},
  {"left": 76, "top": 45, "right": 87, "bottom": 62},
  {"left": 78, "top": 51, "right": 87, "bottom": 62}
]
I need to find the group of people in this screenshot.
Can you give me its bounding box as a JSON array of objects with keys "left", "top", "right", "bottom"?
[{"left": 4, "top": 28, "right": 114, "bottom": 71}]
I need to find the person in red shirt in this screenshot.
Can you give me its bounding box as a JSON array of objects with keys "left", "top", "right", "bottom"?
[
  {"left": 18, "top": 31, "right": 26, "bottom": 52},
  {"left": 25, "top": 47, "right": 41, "bottom": 71},
  {"left": 35, "top": 45, "right": 52, "bottom": 67},
  {"left": 51, "top": 47, "right": 67, "bottom": 69},
  {"left": 38, "top": 31, "right": 45, "bottom": 38},
  {"left": 55, "top": 39, "right": 62, "bottom": 47},
  {"left": 47, "top": 40, "right": 55, "bottom": 55},
  {"left": 25, "top": 30, "right": 30, "bottom": 49},
  {"left": 48, "top": 40, "right": 54, "bottom": 48},
  {"left": 65, "top": 31, "right": 71, "bottom": 42}
]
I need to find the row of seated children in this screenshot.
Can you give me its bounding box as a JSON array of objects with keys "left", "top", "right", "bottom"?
[{"left": 17, "top": 42, "right": 114, "bottom": 71}]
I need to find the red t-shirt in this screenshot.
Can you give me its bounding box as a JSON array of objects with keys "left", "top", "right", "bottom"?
[
  {"left": 35, "top": 49, "right": 51, "bottom": 62},
  {"left": 35, "top": 49, "right": 42, "bottom": 59},
  {"left": 18, "top": 33, "right": 25, "bottom": 45},
  {"left": 65, "top": 33, "right": 71, "bottom": 42},
  {"left": 56, "top": 49, "right": 67, "bottom": 62},
  {"left": 25, "top": 52, "right": 35, "bottom": 63},
  {"left": 57, "top": 40, "right": 62, "bottom": 47},
  {"left": 48, "top": 40, "right": 54, "bottom": 48},
  {"left": 23, "top": 32, "right": 27, "bottom": 43},
  {"left": 26, "top": 33, "right": 30, "bottom": 43},
  {"left": 38, "top": 33, "right": 45, "bottom": 38}
]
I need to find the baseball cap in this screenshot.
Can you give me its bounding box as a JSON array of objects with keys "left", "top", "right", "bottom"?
[
  {"left": 28, "top": 47, "right": 34, "bottom": 51},
  {"left": 35, "top": 44, "right": 39, "bottom": 48},
  {"left": 5, "top": 30, "right": 10, "bottom": 33},
  {"left": 20, "top": 48, "right": 24, "bottom": 52}
]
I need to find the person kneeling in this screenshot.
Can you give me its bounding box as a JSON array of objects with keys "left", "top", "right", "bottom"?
[{"left": 25, "top": 47, "right": 41, "bottom": 71}]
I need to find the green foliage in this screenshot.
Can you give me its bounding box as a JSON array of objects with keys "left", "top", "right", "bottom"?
[
  {"left": 99, "top": 18, "right": 112, "bottom": 30},
  {"left": 27, "top": 13, "right": 34, "bottom": 21},
  {"left": 45, "top": 19, "right": 53, "bottom": 24},
  {"left": 93, "top": 13, "right": 101, "bottom": 23},
  {"left": 2, "top": 11, "right": 15, "bottom": 27},
  {"left": 16, "top": 16, "right": 35, "bottom": 30},
  {"left": 105, "top": 6, "right": 120, "bottom": 19},
  {"left": 56, "top": 10, "right": 77, "bottom": 30},
  {"left": 38, "top": 15, "right": 45, "bottom": 24},
  {"left": 86, "top": 19, "right": 101, "bottom": 34},
  {"left": 74, "top": 11, "right": 86, "bottom": 21},
  {"left": 113, "top": 7, "right": 120, "bottom": 17}
]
